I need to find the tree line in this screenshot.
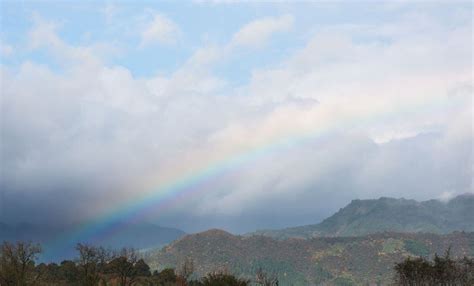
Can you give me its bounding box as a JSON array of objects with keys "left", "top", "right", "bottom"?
[
  {"left": 394, "top": 249, "right": 474, "bottom": 286},
  {"left": 1, "top": 240, "right": 473, "bottom": 285},
  {"left": 0, "top": 241, "right": 278, "bottom": 286}
]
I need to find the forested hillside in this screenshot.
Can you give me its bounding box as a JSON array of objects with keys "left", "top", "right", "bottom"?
[{"left": 145, "top": 230, "right": 474, "bottom": 285}]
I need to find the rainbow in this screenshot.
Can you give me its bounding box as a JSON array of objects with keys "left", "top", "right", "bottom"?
[
  {"left": 47, "top": 93, "right": 467, "bottom": 259},
  {"left": 47, "top": 125, "right": 325, "bottom": 259}
]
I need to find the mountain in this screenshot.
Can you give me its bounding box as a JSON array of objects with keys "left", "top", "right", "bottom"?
[
  {"left": 144, "top": 229, "right": 474, "bottom": 285},
  {"left": 0, "top": 222, "right": 185, "bottom": 261},
  {"left": 250, "top": 194, "right": 474, "bottom": 239}
]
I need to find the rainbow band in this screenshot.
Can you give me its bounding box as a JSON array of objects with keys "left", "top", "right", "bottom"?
[{"left": 47, "top": 93, "right": 467, "bottom": 259}]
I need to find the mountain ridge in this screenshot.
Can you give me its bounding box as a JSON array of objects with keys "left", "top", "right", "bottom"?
[
  {"left": 144, "top": 194, "right": 474, "bottom": 285},
  {"left": 248, "top": 193, "right": 474, "bottom": 239},
  {"left": 145, "top": 230, "right": 474, "bottom": 285}
]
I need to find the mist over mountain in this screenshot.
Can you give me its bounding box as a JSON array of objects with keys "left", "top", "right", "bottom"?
[
  {"left": 249, "top": 194, "right": 474, "bottom": 239},
  {"left": 139, "top": 194, "right": 474, "bottom": 285},
  {"left": 0, "top": 222, "right": 185, "bottom": 261},
  {"left": 2, "top": 194, "right": 472, "bottom": 262}
]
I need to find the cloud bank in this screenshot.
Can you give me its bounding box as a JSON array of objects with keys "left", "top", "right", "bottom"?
[{"left": 0, "top": 3, "right": 472, "bottom": 233}]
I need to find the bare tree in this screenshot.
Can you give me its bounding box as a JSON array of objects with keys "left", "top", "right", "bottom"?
[
  {"left": 0, "top": 241, "right": 42, "bottom": 286},
  {"left": 255, "top": 267, "right": 279, "bottom": 286},
  {"left": 75, "top": 243, "right": 105, "bottom": 286},
  {"left": 177, "top": 257, "right": 195, "bottom": 281}
]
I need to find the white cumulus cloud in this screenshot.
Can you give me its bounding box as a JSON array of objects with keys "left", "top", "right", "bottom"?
[
  {"left": 231, "top": 14, "right": 294, "bottom": 48},
  {"left": 140, "top": 11, "right": 180, "bottom": 47}
]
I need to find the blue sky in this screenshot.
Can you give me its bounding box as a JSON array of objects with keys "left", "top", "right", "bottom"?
[
  {"left": 2, "top": 1, "right": 468, "bottom": 78},
  {"left": 0, "top": 1, "right": 472, "bottom": 233},
  {"left": 3, "top": 1, "right": 303, "bottom": 77}
]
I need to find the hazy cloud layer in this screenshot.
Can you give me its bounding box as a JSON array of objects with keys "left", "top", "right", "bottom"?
[{"left": 0, "top": 2, "right": 472, "bottom": 233}]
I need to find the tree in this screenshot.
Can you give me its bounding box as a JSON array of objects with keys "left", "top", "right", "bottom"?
[
  {"left": 394, "top": 249, "right": 474, "bottom": 286},
  {"left": 34, "top": 262, "right": 62, "bottom": 285},
  {"left": 457, "top": 257, "right": 474, "bottom": 285},
  {"left": 133, "top": 259, "right": 151, "bottom": 277},
  {"left": 0, "top": 241, "right": 160, "bottom": 285},
  {"left": 59, "top": 260, "right": 80, "bottom": 284},
  {"left": 0, "top": 241, "right": 42, "bottom": 286},
  {"left": 152, "top": 268, "right": 177, "bottom": 285},
  {"left": 107, "top": 257, "right": 134, "bottom": 286},
  {"left": 177, "top": 257, "right": 195, "bottom": 281},
  {"left": 394, "top": 257, "right": 432, "bottom": 285},
  {"left": 255, "top": 267, "right": 279, "bottom": 286},
  {"left": 200, "top": 272, "right": 249, "bottom": 286},
  {"left": 75, "top": 243, "right": 108, "bottom": 286},
  {"left": 106, "top": 248, "right": 139, "bottom": 286}
]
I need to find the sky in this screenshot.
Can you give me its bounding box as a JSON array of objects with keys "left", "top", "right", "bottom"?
[{"left": 0, "top": 1, "right": 472, "bottom": 234}]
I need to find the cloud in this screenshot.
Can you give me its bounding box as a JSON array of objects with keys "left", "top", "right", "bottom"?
[
  {"left": 0, "top": 6, "right": 472, "bottom": 233},
  {"left": 231, "top": 14, "right": 294, "bottom": 48},
  {"left": 139, "top": 11, "right": 180, "bottom": 47},
  {"left": 27, "top": 13, "right": 119, "bottom": 67},
  {"left": 160, "top": 14, "right": 295, "bottom": 74}
]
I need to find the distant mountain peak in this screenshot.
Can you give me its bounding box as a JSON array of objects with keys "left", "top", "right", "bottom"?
[
  {"left": 249, "top": 194, "right": 474, "bottom": 239},
  {"left": 197, "top": 229, "right": 234, "bottom": 237},
  {"left": 448, "top": 192, "right": 474, "bottom": 201}
]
